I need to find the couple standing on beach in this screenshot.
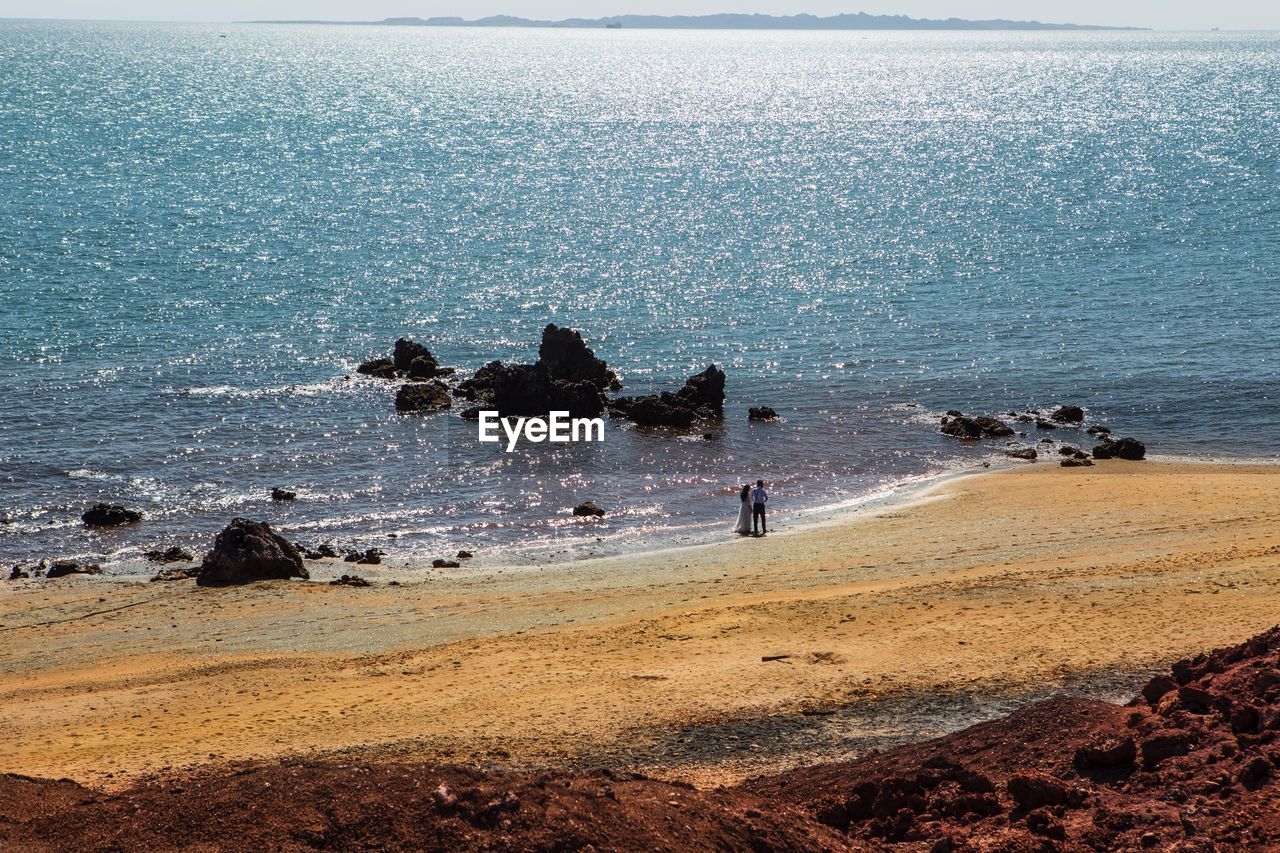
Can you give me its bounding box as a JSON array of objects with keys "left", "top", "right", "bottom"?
[{"left": 734, "top": 480, "right": 769, "bottom": 537}]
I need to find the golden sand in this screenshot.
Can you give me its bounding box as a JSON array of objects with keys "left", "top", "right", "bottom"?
[{"left": 4, "top": 460, "right": 1279, "bottom": 787}]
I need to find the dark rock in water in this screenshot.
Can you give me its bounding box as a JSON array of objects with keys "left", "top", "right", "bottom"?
[
  {"left": 609, "top": 365, "right": 726, "bottom": 428},
  {"left": 7, "top": 564, "right": 31, "bottom": 580},
  {"left": 432, "top": 558, "right": 461, "bottom": 569},
  {"left": 1093, "top": 437, "right": 1146, "bottom": 461},
  {"left": 1087, "top": 425, "right": 1111, "bottom": 436},
  {"left": 456, "top": 550, "right": 473, "bottom": 559},
  {"left": 748, "top": 406, "right": 779, "bottom": 421},
  {"left": 573, "top": 501, "right": 606, "bottom": 517},
  {"left": 702, "top": 433, "right": 715, "bottom": 440},
  {"left": 1013, "top": 414, "right": 1035, "bottom": 423},
  {"left": 945, "top": 410, "right": 963, "bottom": 417},
  {"left": 939, "top": 415, "right": 1013, "bottom": 440},
  {"left": 270, "top": 487, "right": 296, "bottom": 502},
  {"left": 150, "top": 566, "right": 198, "bottom": 582},
  {"left": 395, "top": 381, "right": 452, "bottom": 414},
  {"left": 45, "top": 560, "right": 103, "bottom": 579},
  {"left": 393, "top": 338, "right": 435, "bottom": 373},
  {"left": 490, "top": 363, "right": 605, "bottom": 419},
  {"left": 1034, "top": 418, "right": 1056, "bottom": 430},
  {"left": 1050, "top": 405, "right": 1085, "bottom": 424},
  {"left": 145, "top": 546, "right": 194, "bottom": 563},
  {"left": 459, "top": 406, "right": 483, "bottom": 421},
  {"left": 1058, "top": 446, "right": 1080, "bottom": 456},
  {"left": 538, "top": 324, "right": 619, "bottom": 390},
  {"left": 609, "top": 393, "right": 695, "bottom": 428},
  {"left": 330, "top": 574, "right": 371, "bottom": 588},
  {"left": 82, "top": 503, "right": 142, "bottom": 528},
  {"left": 1004, "top": 447, "right": 1038, "bottom": 461},
  {"left": 356, "top": 357, "right": 397, "bottom": 379},
  {"left": 196, "top": 518, "right": 308, "bottom": 586},
  {"left": 455, "top": 361, "right": 503, "bottom": 402},
  {"left": 676, "top": 365, "right": 726, "bottom": 415},
  {"left": 1061, "top": 457, "right": 1093, "bottom": 468}
]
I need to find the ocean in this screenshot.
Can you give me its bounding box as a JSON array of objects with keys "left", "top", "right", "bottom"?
[{"left": 2, "top": 20, "right": 1278, "bottom": 571}]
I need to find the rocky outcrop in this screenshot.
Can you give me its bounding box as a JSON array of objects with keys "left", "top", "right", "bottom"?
[
  {"left": 395, "top": 381, "right": 452, "bottom": 414},
  {"left": 573, "top": 501, "right": 606, "bottom": 517},
  {"left": 1050, "top": 405, "right": 1085, "bottom": 424},
  {"left": 939, "top": 413, "right": 1014, "bottom": 439},
  {"left": 145, "top": 546, "right": 194, "bottom": 563},
  {"left": 608, "top": 365, "right": 726, "bottom": 428},
  {"left": 748, "top": 406, "right": 779, "bottom": 421},
  {"left": 537, "top": 324, "right": 619, "bottom": 390},
  {"left": 1093, "top": 436, "right": 1146, "bottom": 460},
  {"left": 45, "top": 560, "right": 103, "bottom": 578},
  {"left": 196, "top": 518, "right": 308, "bottom": 586},
  {"left": 270, "top": 487, "right": 296, "bottom": 502},
  {"left": 358, "top": 338, "right": 454, "bottom": 382},
  {"left": 82, "top": 503, "right": 142, "bottom": 528}
]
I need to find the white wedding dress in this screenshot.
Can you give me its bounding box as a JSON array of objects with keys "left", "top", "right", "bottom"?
[{"left": 734, "top": 497, "right": 753, "bottom": 534}]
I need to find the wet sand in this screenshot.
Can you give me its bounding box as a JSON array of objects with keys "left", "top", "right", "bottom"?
[{"left": 3, "top": 460, "right": 1280, "bottom": 788}]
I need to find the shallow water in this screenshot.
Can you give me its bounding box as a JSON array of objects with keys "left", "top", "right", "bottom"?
[{"left": 2, "top": 22, "right": 1278, "bottom": 568}]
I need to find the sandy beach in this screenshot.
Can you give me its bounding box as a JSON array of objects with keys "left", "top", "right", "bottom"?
[{"left": 4, "top": 459, "right": 1280, "bottom": 789}]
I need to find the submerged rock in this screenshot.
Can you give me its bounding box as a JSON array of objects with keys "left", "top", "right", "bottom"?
[
  {"left": 196, "top": 518, "right": 308, "bottom": 586},
  {"left": 748, "top": 406, "right": 779, "bottom": 421},
  {"left": 395, "top": 381, "right": 452, "bottom": 414},
  {"left": 270, "top": 487, "right": 296, "bottom": 502},
  {"left": 82, "top": 503, "right": 142, "bottom": 528}
]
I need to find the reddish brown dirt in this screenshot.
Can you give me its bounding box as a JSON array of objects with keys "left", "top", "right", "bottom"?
[
  {"left": 749, "top": 626, "right": 1280, "bottom": 851},
  {"left": 6, "top": 628, "right": 1280, "bottom": 851}
]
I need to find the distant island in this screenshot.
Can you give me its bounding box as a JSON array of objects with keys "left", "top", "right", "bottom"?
[{"left": 247, "top": 12, "right": 1138, "bottom": 31}]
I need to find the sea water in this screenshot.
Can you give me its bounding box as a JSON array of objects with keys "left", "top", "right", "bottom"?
[{"left": 1, "top": 21, "right": 1278, "bottom": 570}]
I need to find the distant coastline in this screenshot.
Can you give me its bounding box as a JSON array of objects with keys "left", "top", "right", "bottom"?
[{"left": 245, "top": 12, "right": 1139, "bottom": 31}]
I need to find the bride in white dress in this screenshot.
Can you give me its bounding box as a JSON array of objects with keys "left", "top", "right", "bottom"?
[{"left": 734, "top": 484, "right": 753, "bottom": 534}]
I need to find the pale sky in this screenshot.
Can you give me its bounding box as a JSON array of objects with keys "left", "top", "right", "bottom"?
[{"left": 0, "top": 2, "right": 1276, "bottom": 30}]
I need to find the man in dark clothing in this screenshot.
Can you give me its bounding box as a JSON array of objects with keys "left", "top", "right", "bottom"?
[{"left": 751, "top": 479, "right": 768, "bottom": 536}]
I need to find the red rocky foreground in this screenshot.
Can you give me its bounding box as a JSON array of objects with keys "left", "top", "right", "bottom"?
[{"left": 6, "top": 628, "right": 1280, "bottom": 851}]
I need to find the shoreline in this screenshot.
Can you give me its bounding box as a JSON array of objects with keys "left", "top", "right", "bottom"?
[{"left": 6, "top": 459, "right": 1280, "bottom": 790}]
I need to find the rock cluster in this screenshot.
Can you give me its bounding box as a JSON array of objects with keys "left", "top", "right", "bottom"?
[
  {"left": 357, "top": 338, "right": 455, "bottom": 382},
  {"left": 939, "top": 413, "right": 1013, "bottom": 439},
  {"left": 196, "top": 518, "right": 308, "bottom": 586},
  {"left": 608, "top": 365, "right": 726, "bottom": 428},
  {"left": 344, "top": 548, "right": 384, "bottom": 565},
  {"left": 81, "top": 503, "right": 142, "bottom": 528}
]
